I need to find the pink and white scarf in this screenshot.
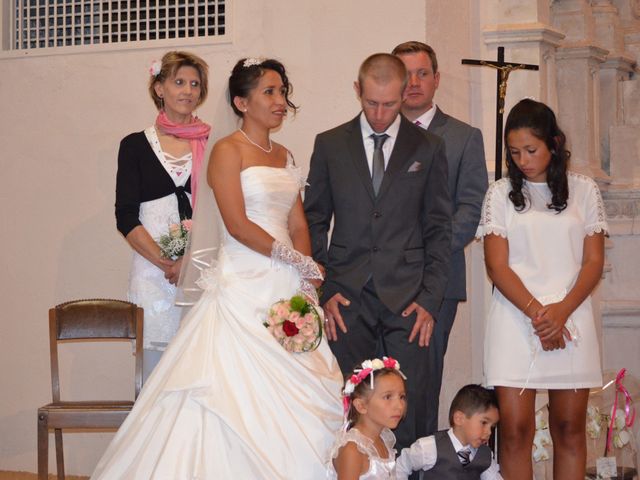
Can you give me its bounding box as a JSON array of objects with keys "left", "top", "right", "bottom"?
[{"left": 155, "top": 111, "right": 211, "bottom": 206}]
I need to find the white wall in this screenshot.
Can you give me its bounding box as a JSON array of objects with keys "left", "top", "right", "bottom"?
[{"left": 0, "top": 0, "right": 434, "bottom": 474}]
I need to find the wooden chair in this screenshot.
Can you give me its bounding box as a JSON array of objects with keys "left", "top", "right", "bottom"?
[{"left": 37, "top": 299, "right": 143, "bottom": 480}]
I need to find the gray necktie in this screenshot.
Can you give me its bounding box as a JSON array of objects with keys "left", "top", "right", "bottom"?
[
  {"left": 457, "top": 447, "right": 471, "bottom": 466},
  {"left": 371, "top": 133, "right": 389, "bottom": 196}
]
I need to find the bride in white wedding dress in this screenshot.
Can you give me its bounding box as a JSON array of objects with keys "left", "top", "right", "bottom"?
[{"left": 91, "top": 58, "right": 344, "bottom": 479}]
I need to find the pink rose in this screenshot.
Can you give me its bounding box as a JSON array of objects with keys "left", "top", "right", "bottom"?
[
  {"left": 181, "top": 219, "right": 193, "bottom": 231},
  {"left": 275, "top": 304, "right": 289, "bottom": 319},
  {"left": 289, "top": 312, "right": 304, "bottom": 328},
  {"left": 273, "top": 326, "right": 286, "bottom": 340},
  {"left": 300, "top": 324, "right": 315, "bottom": 338}
]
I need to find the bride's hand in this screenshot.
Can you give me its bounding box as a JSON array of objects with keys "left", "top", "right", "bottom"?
[{"left": 309, "top": 264, "right": 325, "bottom": 288}]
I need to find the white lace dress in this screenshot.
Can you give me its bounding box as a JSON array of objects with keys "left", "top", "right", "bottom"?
[
  {"left": 476, "top": 172, "right": 608, "bottom": 389},
  {"left": 92, "top": 164, "right": 344, "bottom": 479},
  {"left": 326, "top": 428, "right": 397, "bottom": 479},
  {"left": 128, "top": 126, "right": 192, "bottom": 351}
]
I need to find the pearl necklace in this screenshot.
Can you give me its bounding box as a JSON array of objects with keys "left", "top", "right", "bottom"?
[{"left": 238, "top": 128, "right": 273, "bottom": 153}]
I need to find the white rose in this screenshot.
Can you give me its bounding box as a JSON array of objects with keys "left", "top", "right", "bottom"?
[
  {"left": 371, "top": 359, "right": 384, "bottom": 370},
  {"left": 532, "top": 445, "right": 550, "bottom": 462},
  {"left": 361, "top": 360, "right": 373, "bottom": 370},
  {"left": 535, "top": 410, "right": 548, "bottom": 430},
  {"left": 614, "top": 408, "right": 626, "bottom": 431},
  {"left": 344, "top": 382, "right": 355, "bottom": 395},
  {"left": 534, "top": 428, "right": 552, "bottom": 449},
  {"left": 613, "top": 429, "right": 630, "bottom": 448},
  {"left": 586, "top": 418, "right": 602, "bottom": 439}
]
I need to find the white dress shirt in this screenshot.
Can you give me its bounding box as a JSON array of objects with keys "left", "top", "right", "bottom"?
[
  {"left": 359, "top": 112, "right": 401, "bottom": 176},
  {"left": 395, "top": 428, "right": 503, "bottom": 479},
  {"left": 413, "top": 103, "right": 438, "bottom": 130}
]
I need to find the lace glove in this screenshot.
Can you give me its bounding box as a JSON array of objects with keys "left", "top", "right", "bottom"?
[
  {"left": 271, "top": 240, "right": 323, "bottom": 304},
  {"left": 271, "top": 240, "right": 323, "bottom": 281}
]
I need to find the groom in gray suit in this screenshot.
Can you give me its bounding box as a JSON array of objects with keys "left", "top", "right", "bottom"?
[
  {"left": 304, "top": 53, "right": 452, "bottom": 449},
  {"left": 393, "top": 41, "right": 488, "bottom": 435}
]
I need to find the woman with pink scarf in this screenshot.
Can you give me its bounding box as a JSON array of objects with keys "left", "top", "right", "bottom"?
[{"left": 115, "top": 51, "right": 211, "bottom": 380}]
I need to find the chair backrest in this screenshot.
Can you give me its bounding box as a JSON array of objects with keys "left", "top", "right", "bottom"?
[{"left": 48, "top": 299, "right": 143, "bottom": 402}]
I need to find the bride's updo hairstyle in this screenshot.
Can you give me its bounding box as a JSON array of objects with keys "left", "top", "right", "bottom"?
[
  {"left": 342, "top": 357, "right": 406, "bottom": 430},
  {"left": 504, "top": 98, "right": 569, "bottom": 213},
  {"left": 228, "top": 58, "right": 298, "bottom": 117}
]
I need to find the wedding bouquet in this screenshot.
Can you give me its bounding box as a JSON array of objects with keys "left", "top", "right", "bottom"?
[
  {"left": 157, "top": 219, "right": 192, "bottom": 259},
  {"left": 264, "top": 295, "right": 323, "bottom": 353}
]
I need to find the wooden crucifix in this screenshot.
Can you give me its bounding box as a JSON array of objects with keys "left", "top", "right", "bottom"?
[{"left": 462, "top": 46, "right": 539, "bottom": 179}]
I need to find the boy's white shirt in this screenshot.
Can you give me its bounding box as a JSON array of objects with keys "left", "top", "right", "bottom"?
[{"left": 395, "top": 428, "right": 503, "bottom": 479}]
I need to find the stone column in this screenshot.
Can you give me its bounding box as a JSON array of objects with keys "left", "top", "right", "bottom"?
[
  {"left": 552, "top": 0, "right": 611, "bottom": 181},
  {"left": 592, "top": 0, "right": 636, "bottom": 174}
]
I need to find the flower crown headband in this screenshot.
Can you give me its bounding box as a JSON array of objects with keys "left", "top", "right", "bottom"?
[{"left": 342, "top": 356, "right": 406, "bottom": 417}]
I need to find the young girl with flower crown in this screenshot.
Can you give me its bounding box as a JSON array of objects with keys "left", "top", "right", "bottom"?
[{"left": 327, "top": 357, "right": 407, "bottom": 480}]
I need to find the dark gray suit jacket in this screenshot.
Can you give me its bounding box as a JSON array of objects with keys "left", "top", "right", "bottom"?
[
  {"left": 427, "top": 107, "right": 487, "bottom": 301},
  {"left": 304, "top": 114, "right": 452, "bottom": 316}
]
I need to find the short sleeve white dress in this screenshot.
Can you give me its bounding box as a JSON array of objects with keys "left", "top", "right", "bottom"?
[{"left": 476, "top": 172, "right": 608, "bottom": 389}]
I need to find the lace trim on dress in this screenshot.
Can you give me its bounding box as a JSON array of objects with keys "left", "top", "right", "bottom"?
[
  {"left": 569, "top": 172, "right": 609, "bottom": 236},
  {"left": 329, "top": 428, "right": 396, "bottom": 462},
  {"left": 476, "top": 178, "right": 509, "bottom": 239},
  {"left": 585, "top": 224, "right": 608, "bottom": 236}
]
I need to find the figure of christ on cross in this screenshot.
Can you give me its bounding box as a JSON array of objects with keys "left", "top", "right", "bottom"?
[{"left": 462, "top": 46, "right": 539, "bottom": 179}]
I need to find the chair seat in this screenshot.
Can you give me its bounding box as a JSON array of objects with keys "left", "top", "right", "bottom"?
[
  {"left": 40, "top": 400, "right": 134, "bottom": 410},
  {"left": 38, "top": 401, "right": 134, "bottom": 429}
]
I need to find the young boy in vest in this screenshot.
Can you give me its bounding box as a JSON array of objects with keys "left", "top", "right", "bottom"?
[{"left": 396, "top": 384, "right": 502, "bottom": 479}]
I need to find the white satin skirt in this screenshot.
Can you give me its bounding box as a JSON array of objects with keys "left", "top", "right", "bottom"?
[{"left": 91, "top": 243, "right": 344, "bottom": 479}]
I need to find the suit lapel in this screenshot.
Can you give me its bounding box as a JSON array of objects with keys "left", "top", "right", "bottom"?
[
  {"left": 377, "top": 116, "right": 418, "bottom": 200},
  {"left": 346, "top": 116, "right": 376, "bottom": 201},
  {"left": 426, "top": 106, "right": 447, "bottom": 136}
]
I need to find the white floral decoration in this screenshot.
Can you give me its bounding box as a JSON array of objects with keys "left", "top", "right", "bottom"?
[
  {"left": 532, "top": 410, "right": 552, "bottom": 462},
  {"left": 243, "top": 57, "right": 264, "bottom": 68},
  {"left": 149, "top": 59, "right": 162, "bottom": 77},
  {"left": 586, "top": 405, "right": 603, "bottom": 439},
  {"left": 342, "top": 356, "right": 405, "bottom": 397}
]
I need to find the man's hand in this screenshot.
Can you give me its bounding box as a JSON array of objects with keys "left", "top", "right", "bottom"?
[
  {"left": 323, "top": 293, "right": 350, "bottom": 341},
  {"left": 403, "top": 302, "right": 435, "bottom": 347}
]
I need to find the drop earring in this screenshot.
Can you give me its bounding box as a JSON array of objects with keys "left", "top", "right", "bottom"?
[{"left": 160, "top": 95, "right": 164, "bottom": 111}]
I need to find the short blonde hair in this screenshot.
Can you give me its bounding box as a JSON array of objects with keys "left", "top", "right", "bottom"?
[
  {"left": 357, "top": 53, "right": 408, "bottom": 94},
  {"left": 148, "top": 51, "right": 209, "bottom": 110}
]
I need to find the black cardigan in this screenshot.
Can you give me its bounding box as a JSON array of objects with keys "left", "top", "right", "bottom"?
[{"left": 115, "top": 131, "right": 192, "bottom": 237}]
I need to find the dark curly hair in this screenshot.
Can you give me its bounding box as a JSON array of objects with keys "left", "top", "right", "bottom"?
[
  {"left": 228, "top": 58, "right": 298, "bottom": 117},
  {"left": 504, "top": 99, "right": 569, "bottom": 213}
]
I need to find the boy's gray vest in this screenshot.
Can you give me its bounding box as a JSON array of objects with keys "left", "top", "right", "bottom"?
[{"left": 422, "top": 430, "right": 492, "bottom": 480}]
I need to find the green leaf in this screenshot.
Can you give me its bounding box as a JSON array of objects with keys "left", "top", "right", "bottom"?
[{"left": 290, "top": 295, "right": 310, "bottom": 314}]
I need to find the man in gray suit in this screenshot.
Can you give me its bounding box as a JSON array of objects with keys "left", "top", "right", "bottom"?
[
  {"left": 393, "top": 41, "right": 488, "bottom": 435},
  {"left": 304, "top": 53, "right": 452, "bottom": 449}
]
